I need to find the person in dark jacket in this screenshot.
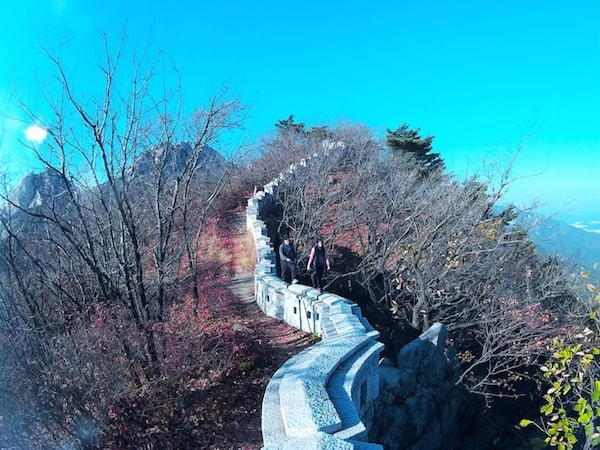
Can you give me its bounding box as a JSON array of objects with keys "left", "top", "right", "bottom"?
[
  {"left": 279, "top": 236, "right": 298, "bottom": 283},
  {"left": 307, "top": 238, "right": 330, "bottom": 292}
]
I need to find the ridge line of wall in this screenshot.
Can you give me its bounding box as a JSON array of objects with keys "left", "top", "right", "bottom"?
[{"left": 246, "top": 159, "right": 384, "bottom": 449}]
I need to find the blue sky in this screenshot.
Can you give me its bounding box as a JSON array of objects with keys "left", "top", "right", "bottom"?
[{"left": 0, "top": 1, "right": 599, "bottom": 226}]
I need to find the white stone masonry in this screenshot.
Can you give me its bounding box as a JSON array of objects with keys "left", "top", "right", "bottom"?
[{"left": 246, "top": 163, "right": 384, "bottom": 449}]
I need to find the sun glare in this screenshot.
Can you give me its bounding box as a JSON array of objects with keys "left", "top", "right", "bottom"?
[{"left": 25, "top": 125, "right": 48, "bottom": 143}]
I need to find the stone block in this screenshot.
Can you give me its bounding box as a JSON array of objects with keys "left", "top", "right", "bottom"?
[
  {"left": 277, "top": 432, "right": 361, "bottom": 450},
  {"left": 279, "top": 347, "right": 344, "bottom": 437},
  {"left": 262, "top": 369, "right": 288, "bottom": 446}
]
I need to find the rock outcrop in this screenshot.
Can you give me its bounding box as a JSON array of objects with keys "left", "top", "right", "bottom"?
[{"left": 369, "top": 323, "right": 463, "bottom": 450}]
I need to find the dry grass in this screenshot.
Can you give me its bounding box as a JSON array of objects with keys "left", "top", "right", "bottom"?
[{"left": 237, "top": 228, "right": 257, "bottom": 272}]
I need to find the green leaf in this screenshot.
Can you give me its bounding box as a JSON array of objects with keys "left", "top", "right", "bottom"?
[
  {"left": 592, "top": 381, "right": 600, "bottom": 403},
  {"left": 578, "top": 412, "right": 591, "bottom": 425},
  {"left": 541, "top": 403, "right": 554, "bottom": 415},
  {"left": 520, "top": 419, "right": 533, "bottom": 427}
]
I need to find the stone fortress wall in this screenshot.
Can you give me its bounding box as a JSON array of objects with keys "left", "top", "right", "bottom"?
[
  {"left": 247, "top": 166, "right": 385, "bottom": 449},
  {"left": 246, "top": 155, "right": 461, "bottom": 450}
]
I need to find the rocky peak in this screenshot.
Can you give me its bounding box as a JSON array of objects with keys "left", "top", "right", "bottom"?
[
  {"left": 6, "top": 168, "right": 68, "bottom": 211},
  {"left": 131, "top": 142, "right": 230, "bottom": 180}
]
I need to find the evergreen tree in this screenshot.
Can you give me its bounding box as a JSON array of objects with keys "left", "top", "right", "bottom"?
[
  {"left": 275, "top": 115, "right": 305, "bottom": 135},
  {"left": 386, "top": 123, "right": 444, "bottom": 173}
]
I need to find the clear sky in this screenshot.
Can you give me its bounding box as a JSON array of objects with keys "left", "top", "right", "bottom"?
[{"left": 1, "top": 1, "right": 599, "bottom": 226}]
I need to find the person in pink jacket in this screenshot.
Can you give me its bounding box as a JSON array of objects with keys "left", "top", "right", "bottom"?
[{"left": 307, "top": 238, "right": 330, "bottom": 292}]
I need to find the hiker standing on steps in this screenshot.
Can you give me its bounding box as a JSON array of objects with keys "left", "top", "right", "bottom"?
[
  {"left": 279, "top": 235, "right": 298, "bottom": 284},
  {"left": 307, "top": 238, "right": 330, "bottom": 292}
]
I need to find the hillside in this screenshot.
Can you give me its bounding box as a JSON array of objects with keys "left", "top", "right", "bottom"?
[
  {"left": 521, "top": 212, "right": 600, "bottom": 271},
  {"left": 0, "top": 140, "right": 265, "bottom": 448},
  {"left": 99, "top": 213, "right": 313, "bottom": 449},
  {"left": 1, "top": 123, "right": 596, "bottom": 449},
  {"left": 0, "top": 212, "right": 312, "bottom": 449}
]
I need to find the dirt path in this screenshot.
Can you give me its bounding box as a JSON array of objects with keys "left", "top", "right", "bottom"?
[{"left": 221, "top": 212, "right": 313, "bottom": 449}]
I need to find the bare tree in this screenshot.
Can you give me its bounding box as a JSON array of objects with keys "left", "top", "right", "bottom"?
[
  {"left": 272, "top": 123, "right": 384, "bottom": 275},
  {"left": 0, "top": 32, "right": 244, "bottom": 446},
  {"left": 264, "top": 121, "right": 582, "bottom": 402}
]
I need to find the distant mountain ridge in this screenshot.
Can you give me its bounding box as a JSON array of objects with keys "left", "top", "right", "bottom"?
[
  {"left": 4, "top": 142, "right": 227, "bottom": 205},
  {"left": 0, "top": 143, "right": 229, "bottom": 239},
  {"left": 130, "top": 142, "right": 229, "bottom": 180},
  {"left": 519, "top": 212, "right": 600, "bottom": 271}
]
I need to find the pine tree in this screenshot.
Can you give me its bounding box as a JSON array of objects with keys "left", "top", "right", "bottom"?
[
  {"left": 275, "top": 115, "right": 305, "bottom": 135},
  {"left": 386, "top": 123, "right": 444, "bottom": 173}
]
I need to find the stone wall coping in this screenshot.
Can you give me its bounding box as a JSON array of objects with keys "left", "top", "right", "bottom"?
[{"left": 279, "top": 335, "right": 370, "bottom": 436}]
